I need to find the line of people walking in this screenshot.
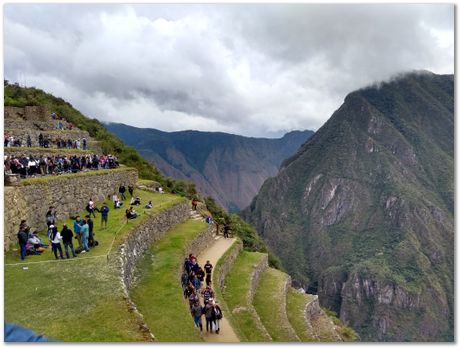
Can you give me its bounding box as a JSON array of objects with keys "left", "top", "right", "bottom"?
[{"left": 181, "top": 254, "right": 223, "bottom": 335}]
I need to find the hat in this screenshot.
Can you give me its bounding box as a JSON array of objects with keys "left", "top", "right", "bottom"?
[{"left": 49, "top": 224, "right": 54, "bottom": 228}]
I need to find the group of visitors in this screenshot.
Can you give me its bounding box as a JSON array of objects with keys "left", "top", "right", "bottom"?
[
  {"left": 4, "top": 153, "right": 119, "bottom": 178},
  {"left": 16, "top": 220, "right": 49, "bottom": 260},
  {"left": 4, "top": 133, "right": 88, "bottom": 150},
  {"left": 182, "top": 254, "right": 223, "bottom": 334},
  {"left": 50, "top": 112, "right": 75, "bottom": 131}
]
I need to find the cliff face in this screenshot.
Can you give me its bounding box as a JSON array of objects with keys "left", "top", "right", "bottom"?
[
  {"left": 243, "top": 72, "right": 454, "bottom": 341},
  {"left": 106, "top": 124, "right": 313, "bottom": 211}
]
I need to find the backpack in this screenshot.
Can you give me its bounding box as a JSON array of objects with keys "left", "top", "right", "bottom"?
[{"left": 215, "top": 307, "right": 223, "bottom": 319}]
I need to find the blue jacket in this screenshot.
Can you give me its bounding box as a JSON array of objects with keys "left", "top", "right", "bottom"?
[{"left": 73, "top": 220, "right": 83, "bottom": 234}]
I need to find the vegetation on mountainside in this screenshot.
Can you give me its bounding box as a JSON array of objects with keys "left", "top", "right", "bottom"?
[
  {"left": 243, "top": 72, "right": 454, "bottom": 341},
  {"left": 4, "top": 190, "right": 183, "bottom": 341},
  {"left": 203, "top": 196, "right": 282, "bottom": 269},
  {"left": 4, "top": 81, "right": 198, "bottom": 198}
]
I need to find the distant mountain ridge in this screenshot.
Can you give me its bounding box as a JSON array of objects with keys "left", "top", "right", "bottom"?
[
  {"left": 106, "top": 123, "right": 313, "bottom": 211},
  {"left": 242, "top": 72, "right": 454, "bottom": 341}
]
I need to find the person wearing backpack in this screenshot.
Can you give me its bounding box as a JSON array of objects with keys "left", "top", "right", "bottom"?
[
  {"left": 204, "top": 301, "right": 214, "bottom": 333},
  {"left": 80, "top": 219, "right": 90, "bottom": 253},
  {"left": 190, "top": 302, "right": 203, "bottom": 332},
  {"left": 100, "top": 203, "right": 109, "bottom": 229},
  {"left": 212, "top": 300, "right": 223, "bottom": 334},
  {"left": 48, "top": 225, "right": 64, "bottom": 259}
]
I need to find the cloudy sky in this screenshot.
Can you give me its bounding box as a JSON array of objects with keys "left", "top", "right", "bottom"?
[{"left": 4, "top": 3, "right": 454, "bottom": 137}]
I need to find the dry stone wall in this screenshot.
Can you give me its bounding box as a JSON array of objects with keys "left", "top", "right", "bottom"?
[
  {"left": 4, "top": 129, "right": 90, "bottom": 148},
  {"left": 4, "top": 168, "right": 138, "bottom": 251},
  {"left": 215, "top": 240, "right": 243, "bottom": 291},
  {"left": 117, "top": 201, "right": 190, "bottom": 290}
]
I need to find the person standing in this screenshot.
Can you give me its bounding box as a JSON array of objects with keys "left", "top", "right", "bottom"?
[
  {"left": 86, "top": 215, "right": 94, "bottom": 247},
  {"left": 73, "top": 216, "right": 83, "bottom": 247},
  {"left": 204, "top": 260, "right": 213, "bottom": 286},
  {"left": 48, "top": 225, "right": 64, "bottom": 259},
  {"left": 119, "top": 185, "right": 126, "bottom": 200},
  {"left": 46, "top": 207, "right": 56, "bottom": 227},
  {"left": 87, "top": 198, "right": 96, "bottom": 218},
  {"left": 100, "top": 202, "right": 109, "bottom": 229},
  {"left": 26, "top": 135, "right": 32, "bottom": 147},
  {"left": 212, "top": 301, "right": 223, "bottom": 334},
  {"left": 80, "top": 219, "right": 89, "bottom": 253},
  {"left": 181, "top": 270, "right": 189, "bottom": 299},
  {"left": 191, "top": 302, "right": 203, "bottom": 332},
  {"left": 128, "top": 185, "right": 134, "bottom": 197},
  {"left": 223, "top": 223, "right": 230, "bottom": 239},
  {"left": 17, "top": 227, "right": 28, "bottom": 260},
  {"left": 61, "top": 224, "right": 76, "bottom": 258},
  {"left": 204, "top": 301, "right": 214, "bottom": 333}
]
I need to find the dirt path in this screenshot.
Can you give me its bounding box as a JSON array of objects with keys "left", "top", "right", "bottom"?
[{"left": 197, "top": 235, "right": 239, "bottom": 343}]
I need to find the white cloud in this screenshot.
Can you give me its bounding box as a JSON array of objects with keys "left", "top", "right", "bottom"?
[{"left": 4, "top": 3, "right": 454, "bottom": 137}]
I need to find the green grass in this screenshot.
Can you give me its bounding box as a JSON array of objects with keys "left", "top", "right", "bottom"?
[
  {"left": 286, "top": 288, "right": 317, "bottom": 342},
  {"left": 212, "top": 239, "right": 245, "bottom": 340},
  {"left": 221, "top": 251, "right": 270, "bottom": 342},
  {"left": 18, "top": 167, "right": 135, "bottom": 186},
  {"left": 130, "top": 219, "right": 209, "bottom": 342},
  {"left": 5, "top": 189, "right": 184, "bottom": 264},
  {"left": 4, "top": 190, "right": 185, "bottom": 342},
  {"left": 253, "top": 268, "right": 299, "bottom": 342}
]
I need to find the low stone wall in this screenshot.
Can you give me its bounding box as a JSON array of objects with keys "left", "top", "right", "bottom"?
[
  {"left": 183, "top": 223, "right": 216, "bottom": 265},
  {"left": 4, "top": 168, "right": 138, "bottom": 251},
  {"left": 5, "top": 106, "right": 75, "bottom": 131},
  {"left": 248, "top": 254, "right": 269, "bottom": 303},
  {"left": 215, "top": 240, "right": 243, "bottom": 291},
  {"left": 305, "top": 295, "right": 321, "bottom": 320},
  {"left": 4, "top": 148, "right": 93, "bottom": 159},
  {"left": 117, "top": 201, "right": 189, "bottom": 290}
]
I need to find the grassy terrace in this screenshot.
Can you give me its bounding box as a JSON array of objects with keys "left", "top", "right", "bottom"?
[
  {"left": 130, "top": 219, "right": 208, "bottom": 342},
  {"left": 253, "top": 268, "right": 299, "bottom": 342},
  {"left": 286, "top": 288, "right": 317, "bottom": 342},
  {"left": 212, "top": 239, "right": 244, "bottom": 340},
  {"left": 221, "top": 251, "right": 270, "bottom": 342},
  {"left": 18, "top": 167, "right": 135, "bottom": 186},
  {"left": 4, "top": 189, "right": 185, "bottom": 341}
]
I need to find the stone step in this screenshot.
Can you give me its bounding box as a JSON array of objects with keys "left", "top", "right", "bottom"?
[{"left": 253, "top": 268, "right": 300, "bottom": 342}]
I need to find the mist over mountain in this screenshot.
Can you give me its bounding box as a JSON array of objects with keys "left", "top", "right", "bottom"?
[
  {"left": 106, "top": 123, "right": 313, "bottom": 211},
  {"left": 242, "top": 72, "right": 454, "bottom": 341}
]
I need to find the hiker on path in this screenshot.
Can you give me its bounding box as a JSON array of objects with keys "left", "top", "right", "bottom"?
[
  {"left": 192, "top": 198, "right": 198, "bottom": 211},
  {"left": 188, "top": 289, "right": 199, "bottom": 309},
  {"left": 202, "top": 285, "right": 214, "bottom": 305},
  {"left": 204, "top": 301, "right": 214, "bottom": 333},
  {"left": 17, "top": 227, "right": 28, "bottom": 260},
  {"left": 61, "top": 224, "right": 76, "bottom": 258},
  {"left": 204, "top": 260, "right": 213, "bottom": 286},
  {"left": 49, "top": 225, "right": 64, "bottom": 259},
  {"left": 212, "top": 300, "right": 223, "bottom": 334},
  {"left": 191, "top": 302, "right": 203, "bottom": 332},
  {"left": 223, "top": 223, "right": 230, "bottom": 239},
  {"left": 191, "top": 274, "right": 202, "bottom": 295},
  {"left": 100, "top": 203, "right": 109, "bottom": 229},
  {"left": 181, "top": 270, "right": 189, "bottom": 298},
  {"left": 196, "top": 266, "right": 205, "bottom": 283}
]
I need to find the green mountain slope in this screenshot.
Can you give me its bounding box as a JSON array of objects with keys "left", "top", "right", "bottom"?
[
  {"left": 106, "top": 123, "right": 313, "bottom": 212},
  {"left": 242, "top": 72, "right": 454, "bottom": 341}
]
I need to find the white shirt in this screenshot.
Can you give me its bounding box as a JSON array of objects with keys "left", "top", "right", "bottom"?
[
  {"left": 51, "top": 232, "right": 62, "bottom": 244},
  {"left": 89, "top": 200, "right": 94, "bottom": 208}
]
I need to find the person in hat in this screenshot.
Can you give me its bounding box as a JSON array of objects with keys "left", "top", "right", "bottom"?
[{"left": 48, "top": 225, "right": 64, "bottom": 260}]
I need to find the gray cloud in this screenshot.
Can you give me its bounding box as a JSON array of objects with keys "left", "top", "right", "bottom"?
[{"left": 4, "top": 4, "right": 454, "bottom": 137}]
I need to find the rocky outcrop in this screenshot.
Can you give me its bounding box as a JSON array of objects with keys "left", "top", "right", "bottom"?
[
  {"left": 244, "top": 72, "right": 454, "bottom": 341},
  {"left": 4, "top": 168, "right": 138, "bottom": 251}
]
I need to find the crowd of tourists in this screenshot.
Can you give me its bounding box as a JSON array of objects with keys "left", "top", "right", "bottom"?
[
  {"left": 181, "top": 254, "right": 223, "bottom": 334},
  {"left": 4, "top": 132, "right": 89, "bottom": 150},
  {"left": 4, "top": 153, "right": 119, "bottom": 178}
]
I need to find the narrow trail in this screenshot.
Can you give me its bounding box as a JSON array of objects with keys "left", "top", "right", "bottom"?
[{"left": 196, "top": 235, "right": 239, "bottom": 343}]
